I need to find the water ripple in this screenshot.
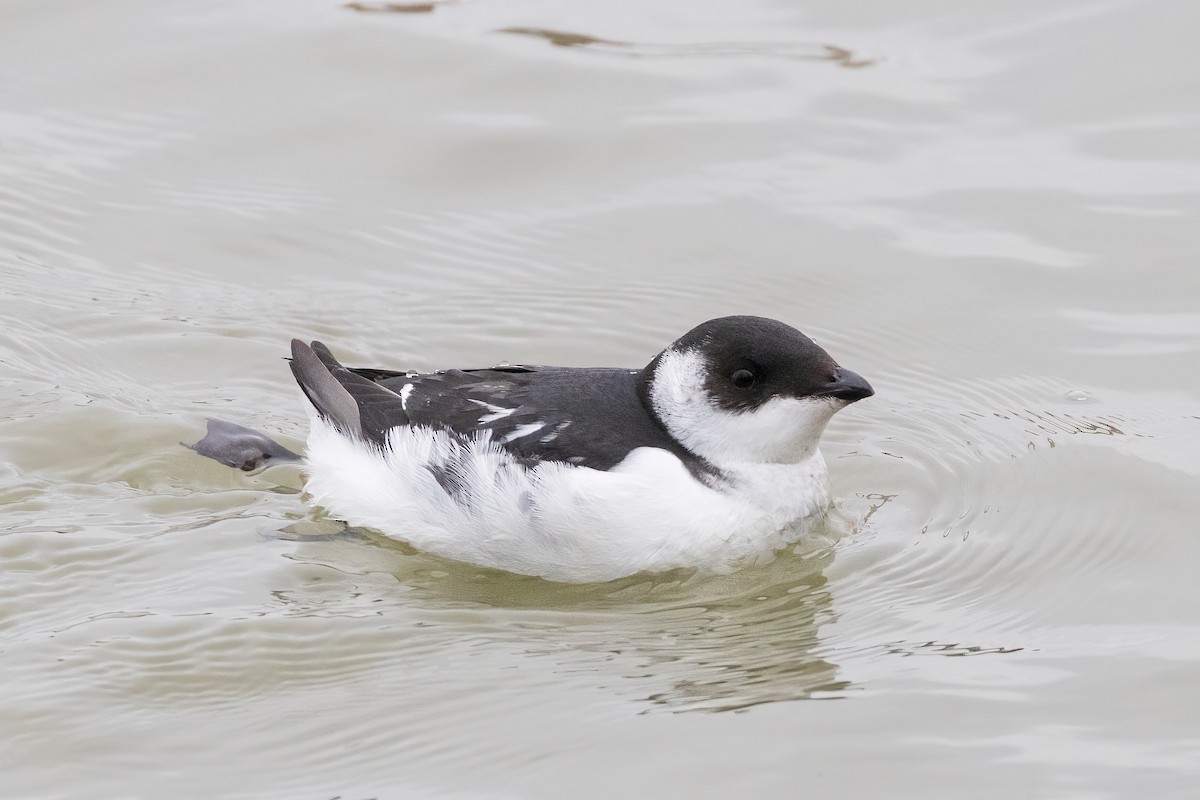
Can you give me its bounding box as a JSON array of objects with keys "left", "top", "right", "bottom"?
[{"left": 495, "top": 28, "right": 877, "bottom": 68}]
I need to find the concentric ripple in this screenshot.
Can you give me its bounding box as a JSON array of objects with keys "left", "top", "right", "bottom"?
[{"left": 4, "top": 0, "right": 1200, "bottom": 796}]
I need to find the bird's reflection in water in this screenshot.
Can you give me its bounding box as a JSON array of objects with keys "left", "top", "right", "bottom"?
[{"left": 281, "top": 520, "right": 849, "bottom": 714}]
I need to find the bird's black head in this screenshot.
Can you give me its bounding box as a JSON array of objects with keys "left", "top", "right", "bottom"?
[
  {"left": 641, "top": 316, "right": 873, "bottom": 465},
  {"left": 664, "top": 315, "right": 873, "bottom": 411}
]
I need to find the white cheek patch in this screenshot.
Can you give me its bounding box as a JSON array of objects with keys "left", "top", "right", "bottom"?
[{"left": 649, "top": 348, "right": 840, "bottom": 465}]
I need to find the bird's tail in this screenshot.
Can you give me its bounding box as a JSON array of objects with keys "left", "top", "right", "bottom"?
[{"left": 289, "top": 340, "right": 409, "bottom": 442}]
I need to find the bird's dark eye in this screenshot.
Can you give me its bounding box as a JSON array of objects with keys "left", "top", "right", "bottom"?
[{"left": 730, "top": 369, "right": 756, "bottom": 388}]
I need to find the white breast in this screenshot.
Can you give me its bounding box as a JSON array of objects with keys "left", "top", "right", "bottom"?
[{"left": 300, "top": 417, "right": 832, "bottom": 583}]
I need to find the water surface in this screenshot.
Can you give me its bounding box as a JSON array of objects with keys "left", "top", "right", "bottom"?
[{"left": 3, "top": 0, "right": 1199, "bottom": 797}]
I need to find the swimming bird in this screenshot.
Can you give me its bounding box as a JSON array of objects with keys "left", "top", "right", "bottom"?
[{"left": 288, "top": 315, "right": 873, "bottom": 583}]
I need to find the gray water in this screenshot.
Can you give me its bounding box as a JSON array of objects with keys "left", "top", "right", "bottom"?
[{"left": 3, "top": 1, "right": 1199, "bottom": 797}]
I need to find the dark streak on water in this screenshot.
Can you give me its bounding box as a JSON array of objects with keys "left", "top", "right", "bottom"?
[{"left": 2, "top": 0, "right": 1200, "bottom": 798}]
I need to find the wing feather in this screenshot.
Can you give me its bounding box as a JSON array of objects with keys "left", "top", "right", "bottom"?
[{"left": 290, "top": 340, "right": 410, "bottom": 445}]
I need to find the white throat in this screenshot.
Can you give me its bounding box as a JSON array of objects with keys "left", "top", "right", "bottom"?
[{"left": 648, "top": 347, "right": 840, "bottom": 466}]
